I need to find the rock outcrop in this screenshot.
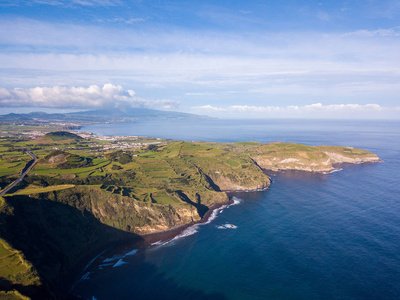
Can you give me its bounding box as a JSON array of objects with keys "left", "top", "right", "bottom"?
[{"left": 247, "top": 143, "right": 381, "bottom": 173}]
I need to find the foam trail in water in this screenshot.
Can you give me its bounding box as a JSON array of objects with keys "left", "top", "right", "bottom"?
[
  {"left": 231, "top": 197, "right": 242, "bottom": 205},
  {"left": 77, "top": 272, "right": 91, "bottom": 283},
  {"left": 217, "top": 223, "right": 238, "bottom": 229},
  {"left": 322, "top": 168, "right": 342, "bottom": 175},
  {"left": 156, "top": 226, "right": 200, "bottom": 246},
  {"left": 113, "top": 259, "right": 128, "bottom": 268},
  {"left": 103, "top": 255, "right": 123, "bottom": 263},
  {"left": 153, "top": 197, "right": 244, "bottom": 246},
  {"left": 83, "top": 249, "right": 107, "bottom": 272},
  {"left": 151, "top": 240, "right": 163, "bottom": 246},
  {"left": 125, "top": 249, "right": 138, "bottom": 256},
  {"left": 204, "top": 207, "right": 224, "bottom": 224}
]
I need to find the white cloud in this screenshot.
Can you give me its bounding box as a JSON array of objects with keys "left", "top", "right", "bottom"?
[
  {"left": 343, "top": 27, "right": 400, "bottom": 37},
  {"left": 0, "top": 84, "right": 180, "bottom": 110},
  {"left": 302, "top": 103, "right": 383, "bottom": 112},
  {"left": 194, "top": 105, "right": 225, "bottom": 112},
  {"left": 1, "top": 19, "right": 400, "bottom": 116},
  {"left": 185, "top": 92, "right": 214, "bottom": 96},
  {"left": 193, "top": 103, "right": 393, "bottom": 118},
  {"left": 99, "top": 17, "right": 146, "bottom": 24},
  {"left": 0, "top": 0, "right": 122, "bottom": 7}
]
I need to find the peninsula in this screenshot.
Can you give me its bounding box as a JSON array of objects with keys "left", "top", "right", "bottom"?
[{"left": 0, "top": 130, "right": 381, "bottom": 299}]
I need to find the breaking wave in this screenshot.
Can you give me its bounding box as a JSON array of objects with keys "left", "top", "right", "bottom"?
[
  {"left": 152, "top": 197, "right": 244, "bottom": 246},
  {"left": 217, "top": 223, "right": 238, "bottom": 229}
]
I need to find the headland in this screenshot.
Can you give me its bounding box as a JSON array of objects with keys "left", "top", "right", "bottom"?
[{"left": 0, "top": 129, "right": 381, "bottom": 299}]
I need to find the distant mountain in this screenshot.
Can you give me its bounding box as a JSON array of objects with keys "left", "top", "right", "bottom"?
[{"left": 0, "top": 107, "right": 209, "bottom": 126}]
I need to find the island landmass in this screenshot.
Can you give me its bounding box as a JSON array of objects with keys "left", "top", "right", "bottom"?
[{"left": 0, "top": 128, "right": 381, "bottom": 299}]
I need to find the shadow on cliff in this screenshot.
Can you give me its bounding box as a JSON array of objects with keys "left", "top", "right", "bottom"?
[
  {"left": 70, "top": 257, "right": 227, "bottom": 300},
  {"left": 175, "top": 190, "right": 209, "bottom": 218},
  {"left": 0, "top": 195, "right": 142, "bottom": 300},
  {"left": 0, "top": 278, "right": 51, "bottom": 299}
]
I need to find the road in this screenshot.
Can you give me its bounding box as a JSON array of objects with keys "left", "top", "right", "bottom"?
[{"left": 0, "top": 149, "right": 38, "bottom": 197}]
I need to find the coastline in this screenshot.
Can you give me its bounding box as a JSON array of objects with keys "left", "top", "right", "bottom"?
[
  {"left": 140, "top": 200, "right": 233, "bottom": 246},
  {"left": 68, "top": 199, "right": 234, "bottom": 297},
  {"left": 68, "top": 159, "right": 380, "bottom": 297}
]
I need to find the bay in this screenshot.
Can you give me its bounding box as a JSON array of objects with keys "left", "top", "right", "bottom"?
[{"left": 73, "top": 119, "right": 400, "bottom": 300}]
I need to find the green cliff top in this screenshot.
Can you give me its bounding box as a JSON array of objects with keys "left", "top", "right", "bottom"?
[{"left": 0, "top": 133, "right": 381, "bottom": 299}]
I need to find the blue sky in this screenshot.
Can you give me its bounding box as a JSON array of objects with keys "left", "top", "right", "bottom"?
[{"left": 0, "top": 0, "right": 399, "bottom": 119}]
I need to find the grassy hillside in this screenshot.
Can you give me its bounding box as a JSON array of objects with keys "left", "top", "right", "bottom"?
[
  {"left": 43, "top": 132, "right": 83, "bottom": 142},
  {"left": 0, "top": 133, "right": 381, "bottom": 299}
]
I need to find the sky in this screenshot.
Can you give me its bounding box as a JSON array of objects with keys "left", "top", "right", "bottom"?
[{"left": 0, "top": 0, "right": 400, "bottom": 119}]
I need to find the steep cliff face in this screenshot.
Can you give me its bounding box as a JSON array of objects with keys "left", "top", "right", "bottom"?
[
  {"left": 46, "top": 186, "right": 215, "bottom": 235},
  {"left": 247, "top": 143, "right": 333, "bottom": 173},
  {"left": 318, "top": 146, "right": 382, "bottom": 165},
  {"left": 245, "top": 143, "right": 381, "bottom": 173},
  {"left": 0, "top": 194, "right": 137, "bottom": 299},
  {"left": 252, "top": 155, "right": 334, "bottom": 173},
  {"left": 0, "top": 184, "right": 228, "bottom": 299}
]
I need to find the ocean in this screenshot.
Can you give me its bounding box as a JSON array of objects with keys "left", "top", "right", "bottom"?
[{"left": 73, "top": 119, "right": 400, "bottom": 299}]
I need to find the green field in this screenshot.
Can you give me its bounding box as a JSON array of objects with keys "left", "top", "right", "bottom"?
[{"left": 7, "top": 184, "right": 75, "bottom": 196}]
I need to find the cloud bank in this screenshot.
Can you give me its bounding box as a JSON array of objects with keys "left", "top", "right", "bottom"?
[
  {"left": 0, "top": 84, "right": 179, "bottom": 110},
  {"left": 193, "top": 103, "right": 399, "bottom": 119}
]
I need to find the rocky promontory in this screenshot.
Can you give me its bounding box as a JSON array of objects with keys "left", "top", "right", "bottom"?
[
  {"left": 252, "top": 144, "right": 381, "bottom": 173},
  {"left": 0, "top": 137, "right": 381, "bottom": 299}
]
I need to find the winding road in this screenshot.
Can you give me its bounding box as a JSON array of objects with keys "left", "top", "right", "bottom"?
[{"left": 0, "top": 150, "right": 37, "bottom": 197}]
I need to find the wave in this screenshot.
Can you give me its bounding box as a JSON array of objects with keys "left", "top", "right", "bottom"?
[
  {"left": 204, "top": 205, "right": 227, "bottom": 224},
  {"left": 322, "top": 168, "right": 342, "bottom": 175},
  {"left": 101, "top": 249, "right": 138, "bottom": 269},
  {"left": 217, "top": 223, "right": 238, "bottom": 230},
  {"left": 151, "top": 240, "right": 164, "bottom": 246},
  {"left": 154, "top": 226, "right": 200, "bottom": 246},
  {"left": 82, "top": 249, "right": 107, "bottom": 272},
  {"left": 152, "top": 197, "right": 244, "bottom": 246},
  {"left": 170, "top": 226, "right": 199, "bottom": 241},
  {"left": 113, "top": 259, "right": 128, "bottom": 268},
  {"left": 102, "top": 255, "right": 123, "bottom": 263},
  {"left": 125, "top": 249, "right": 138, "bottom": 256},
  {"left": 98, "top": 263, "right": 114, "bottom": 269},
  {"left": 80, "top": 272, "right": 91, "bottom": 281},
  {"left": 231, "top": 197, "right": 242, "bottom": 205}
]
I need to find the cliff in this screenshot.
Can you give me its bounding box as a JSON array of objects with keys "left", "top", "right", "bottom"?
[
  {"left": 252, "top": 144, "right": 381, "bottom": 173},
  {"left": 201, "top": 142, "right": 381, "bottom": 173},
  {"left": 0, "top": 139, "right": 381, "bottom": 299},
  {"left": 317, "top": 145, "right": 382, "bottom": 165}
]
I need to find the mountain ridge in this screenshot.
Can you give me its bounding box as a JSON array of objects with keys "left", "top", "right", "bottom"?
[{"left": 0, "top": 108, "right": 210, "bottom": 126}]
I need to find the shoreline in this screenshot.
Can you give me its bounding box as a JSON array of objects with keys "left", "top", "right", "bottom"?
[
  {"left": 141, "top": 199, "right": 233, "bottom": 246},
  {"left": 67, "top": 159, "right": 380, "bottom": 296},
  {"left": 68, "top": 199, "right": 234, "bottom": 297}
]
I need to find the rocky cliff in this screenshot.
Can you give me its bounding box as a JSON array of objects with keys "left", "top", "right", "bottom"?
[
  {"left": 0, "top": 140, "right": 381, "bottom": 299},
  {"left": 220, "top": 142, "right": 381, "bottom": 173}
]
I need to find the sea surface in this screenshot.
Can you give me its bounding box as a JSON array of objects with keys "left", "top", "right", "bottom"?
[{"left": 74, "top": 119, "right": 400, "bottom": 300}]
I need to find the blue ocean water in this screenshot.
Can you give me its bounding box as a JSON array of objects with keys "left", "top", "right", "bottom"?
[{"left": 74, "top": 119, "right": 400, "bottom": 300}]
